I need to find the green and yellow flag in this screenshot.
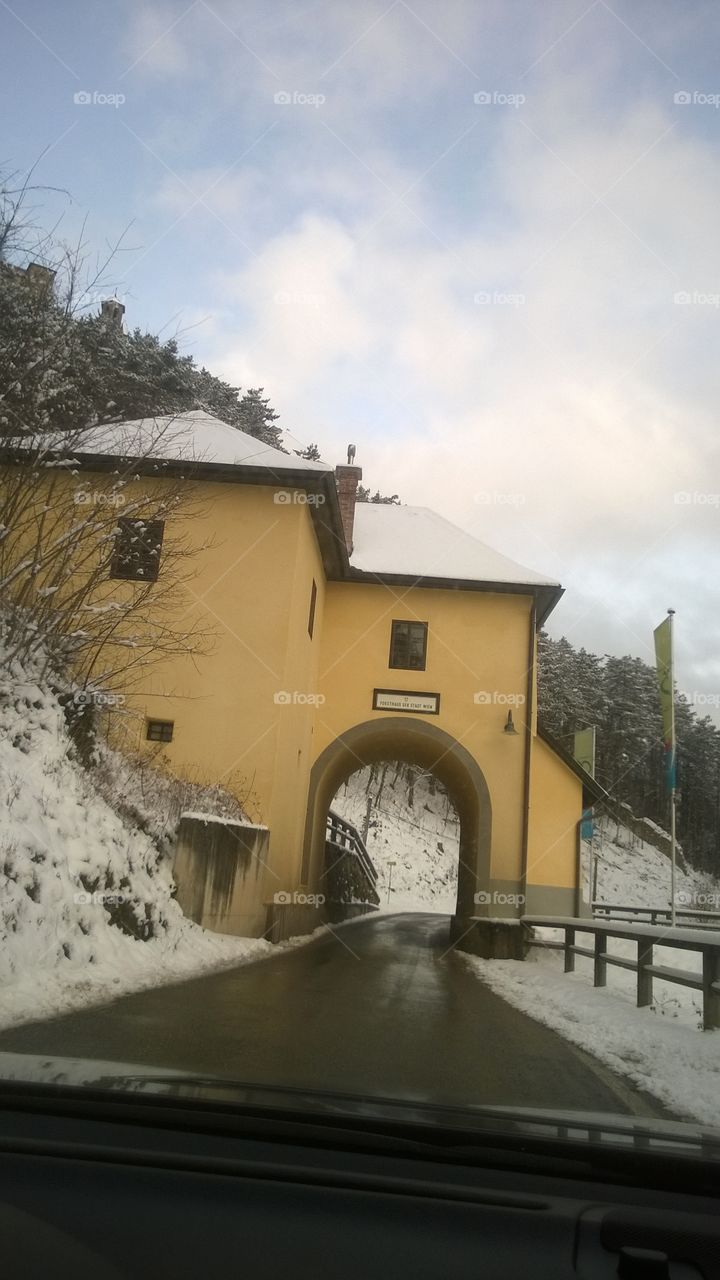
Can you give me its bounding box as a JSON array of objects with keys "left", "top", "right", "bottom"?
[{"left": 653, "top": 615, "right": 676, "bottom": 793}]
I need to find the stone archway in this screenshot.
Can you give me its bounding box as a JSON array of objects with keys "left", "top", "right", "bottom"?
[{"left": 301, "top": 717, "right": 491, "bottom": 917}]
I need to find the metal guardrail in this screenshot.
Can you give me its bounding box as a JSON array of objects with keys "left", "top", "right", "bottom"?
[
  {"left": 325, "top": 810, "right": 378, "bottom": 888},
  {"left": 523, "top": 915, "right": 720, "bottom": 1031},
  {"left": 593, "top": 902, "right": 720, "bottom": 929}
]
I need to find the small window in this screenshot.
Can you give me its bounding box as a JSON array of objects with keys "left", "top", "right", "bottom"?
[
  {"left": 308, "top": 579, "right": 318, "bottom": 639},
  {"left": 389, "top": 620, "right": 428, "bottom": 670},
  {"left": 110, "top": 518, "right": 164, "bottom": 581},
  {"left": 146, "top": 719, "right": 174, "bottom": 743}
]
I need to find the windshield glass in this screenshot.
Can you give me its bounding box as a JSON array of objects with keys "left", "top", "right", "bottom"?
[{"left": 1, "top": 0, "right": 719, "bottom": 1152}]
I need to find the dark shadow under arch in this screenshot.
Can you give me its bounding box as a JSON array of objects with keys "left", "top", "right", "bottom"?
[{"left": 302, "top": 717, "right": 491, "bottom": 917}]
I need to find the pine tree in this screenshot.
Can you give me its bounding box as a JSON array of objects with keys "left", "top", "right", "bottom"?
[
  {"left": 235, "top": 388, "right": 283, "bottom": 450},
  {"left": 356, "top": 485, "right": 400, "bottom": 504},
  {"left": 0, "top": 268, "right": 289, "bottom": 447},
  {"left": 538, "top": 632, "right": 720, "bottom": 877}
]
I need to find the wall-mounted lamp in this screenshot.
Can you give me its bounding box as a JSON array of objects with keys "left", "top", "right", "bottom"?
[{"left": 503, "top": 710, "right": 518, "bottom": 735}]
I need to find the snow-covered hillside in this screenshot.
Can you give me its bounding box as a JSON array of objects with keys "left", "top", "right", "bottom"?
[
  {"left": 332, "top": 764, "right": 716, "bottom": 917},
  {"left": 589, "top": 814, "right": 718, "bottom": 910},
  {"left": 0, "top": 646, "right": 275, "bottom": 1032},
  {"left": 332, "top": 764, "right": 459, "bottom": 912}
]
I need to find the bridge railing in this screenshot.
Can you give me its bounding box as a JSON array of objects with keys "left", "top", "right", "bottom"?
[
  {"left": 593, "top": 901, "right": 720, "bottom": 929},
  {"left": 324, "top": 810, "right": 379, "bottom": 905},
  {"left": 522, "top": 915, "right": 720, "bottom": 1031}
]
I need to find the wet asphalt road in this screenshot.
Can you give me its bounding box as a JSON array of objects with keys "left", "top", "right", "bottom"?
[{"left": 0, "top": 913, "right": 667, "bottom": 1116}]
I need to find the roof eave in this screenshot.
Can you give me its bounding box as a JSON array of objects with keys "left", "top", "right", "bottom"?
[
  {"left": 536, "top": 584, "right": 564, "bottom": 628},
  {"left": 337, "top": 567, "right": 563, "bottom": 611}
]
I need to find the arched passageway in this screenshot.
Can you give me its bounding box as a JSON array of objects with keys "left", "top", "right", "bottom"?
[{"left": 302, "top": 717, "right": 492, "bottom": 917}]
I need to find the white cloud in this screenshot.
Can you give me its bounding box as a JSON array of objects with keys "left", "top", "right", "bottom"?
[
  {"left": 116, "top": 0, "right": 720, "bottom": 705},
  {"left": 123, "top": 3, "right": 195, "bottom": 77}
]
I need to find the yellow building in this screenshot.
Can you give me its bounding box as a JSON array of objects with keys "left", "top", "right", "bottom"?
[{"left": 51, "top": 411, "right": 600, "bottom": 949}]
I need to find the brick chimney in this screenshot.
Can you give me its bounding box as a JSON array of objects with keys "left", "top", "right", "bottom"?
[
  {"left": 101, "top": 298, "right": 125, "bottom": 329},
  {"left": 335, "top": 452, "right": 362, "bottom": 554}
]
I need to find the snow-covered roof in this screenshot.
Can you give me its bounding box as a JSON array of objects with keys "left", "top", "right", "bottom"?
[
  {"left": 54, "top": 412, "right": 560, "bottom": 602},
  {"left": 74, "top": 410, "right": 328, "bottom": 473},
  {"left": 350, "top": 503, "right": 559, "bottom": 588}
]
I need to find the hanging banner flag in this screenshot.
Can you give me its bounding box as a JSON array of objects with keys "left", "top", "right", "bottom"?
[
  {"left": 654, "top": 615, "right": 676, "bottom": 793},
  {"left": 574, "top": 728, "right": 596, "bottom": 839},
  {"left": 573, "top": 726, "right": 596, "bottom": 776}
]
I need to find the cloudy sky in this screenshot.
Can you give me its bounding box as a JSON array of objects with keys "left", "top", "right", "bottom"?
[{"left": 3, "top": 0, "right": 720, "bottom": 713}]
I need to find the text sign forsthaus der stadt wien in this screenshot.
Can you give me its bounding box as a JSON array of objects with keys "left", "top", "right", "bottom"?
[{"left": 372, "top": 689, "right": 441, "bottom": 715}]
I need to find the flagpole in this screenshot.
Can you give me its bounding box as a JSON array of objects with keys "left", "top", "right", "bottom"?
[{"left": 668, "top": 608, "right": 676, "bottom": 927}]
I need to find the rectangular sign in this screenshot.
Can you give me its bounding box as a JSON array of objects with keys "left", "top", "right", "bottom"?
[{"left": 372, "top": 688, "right": 440, "bottom": 715}]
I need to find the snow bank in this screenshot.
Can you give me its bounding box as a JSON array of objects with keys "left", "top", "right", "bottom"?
[
  {"left": 0, "top": 648, "right": 276, "bottom": 1032},
  {"left": 457, "top": 943, "right": 720, "bottom": 1125},
  {"left": 458, "top": 817, "right": 720, "bottom": 1124}
]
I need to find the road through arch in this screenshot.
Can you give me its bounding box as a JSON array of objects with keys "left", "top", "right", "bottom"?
[{"left": 302, "top": 717, "right": 491, "bottom": 917}]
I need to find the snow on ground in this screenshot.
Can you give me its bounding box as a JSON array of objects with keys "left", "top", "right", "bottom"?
[
  {"left": 457, "top": 938, "right": 720, "bottom": 1125},
  {"left": 332, "top": 763, "right": 459, "bottom": 912},
  {"left": 459, "top": 817, "right": 720, "bottom": 1124},
  {"left": 0, "top": 645, "right": 290, "bottom": 1033}
]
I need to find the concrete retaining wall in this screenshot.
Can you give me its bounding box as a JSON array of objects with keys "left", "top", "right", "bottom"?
[
  {"left": 450, "top": 915, "right": 530, "bottom": 959},
  {"left": 173, "top": 812, "right": 269, "bottom": 938}
]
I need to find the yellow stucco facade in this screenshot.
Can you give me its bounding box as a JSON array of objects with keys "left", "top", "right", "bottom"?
[{"left": 7, "top": 413, "right": 593, "bottom": 936}]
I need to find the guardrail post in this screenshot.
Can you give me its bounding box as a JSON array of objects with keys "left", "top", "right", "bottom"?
[
  {"left": 593, "top": 933, "right": 607, "bottom": 987},
  {"left": 637, "top": 936, "right": 654, "bottom": 1008},
  {"left": 564, "top": 927, "right": 575, "bottom": 973},
  {"left": 702, "top": 948, "right": 720, "bottom": 1031}
]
